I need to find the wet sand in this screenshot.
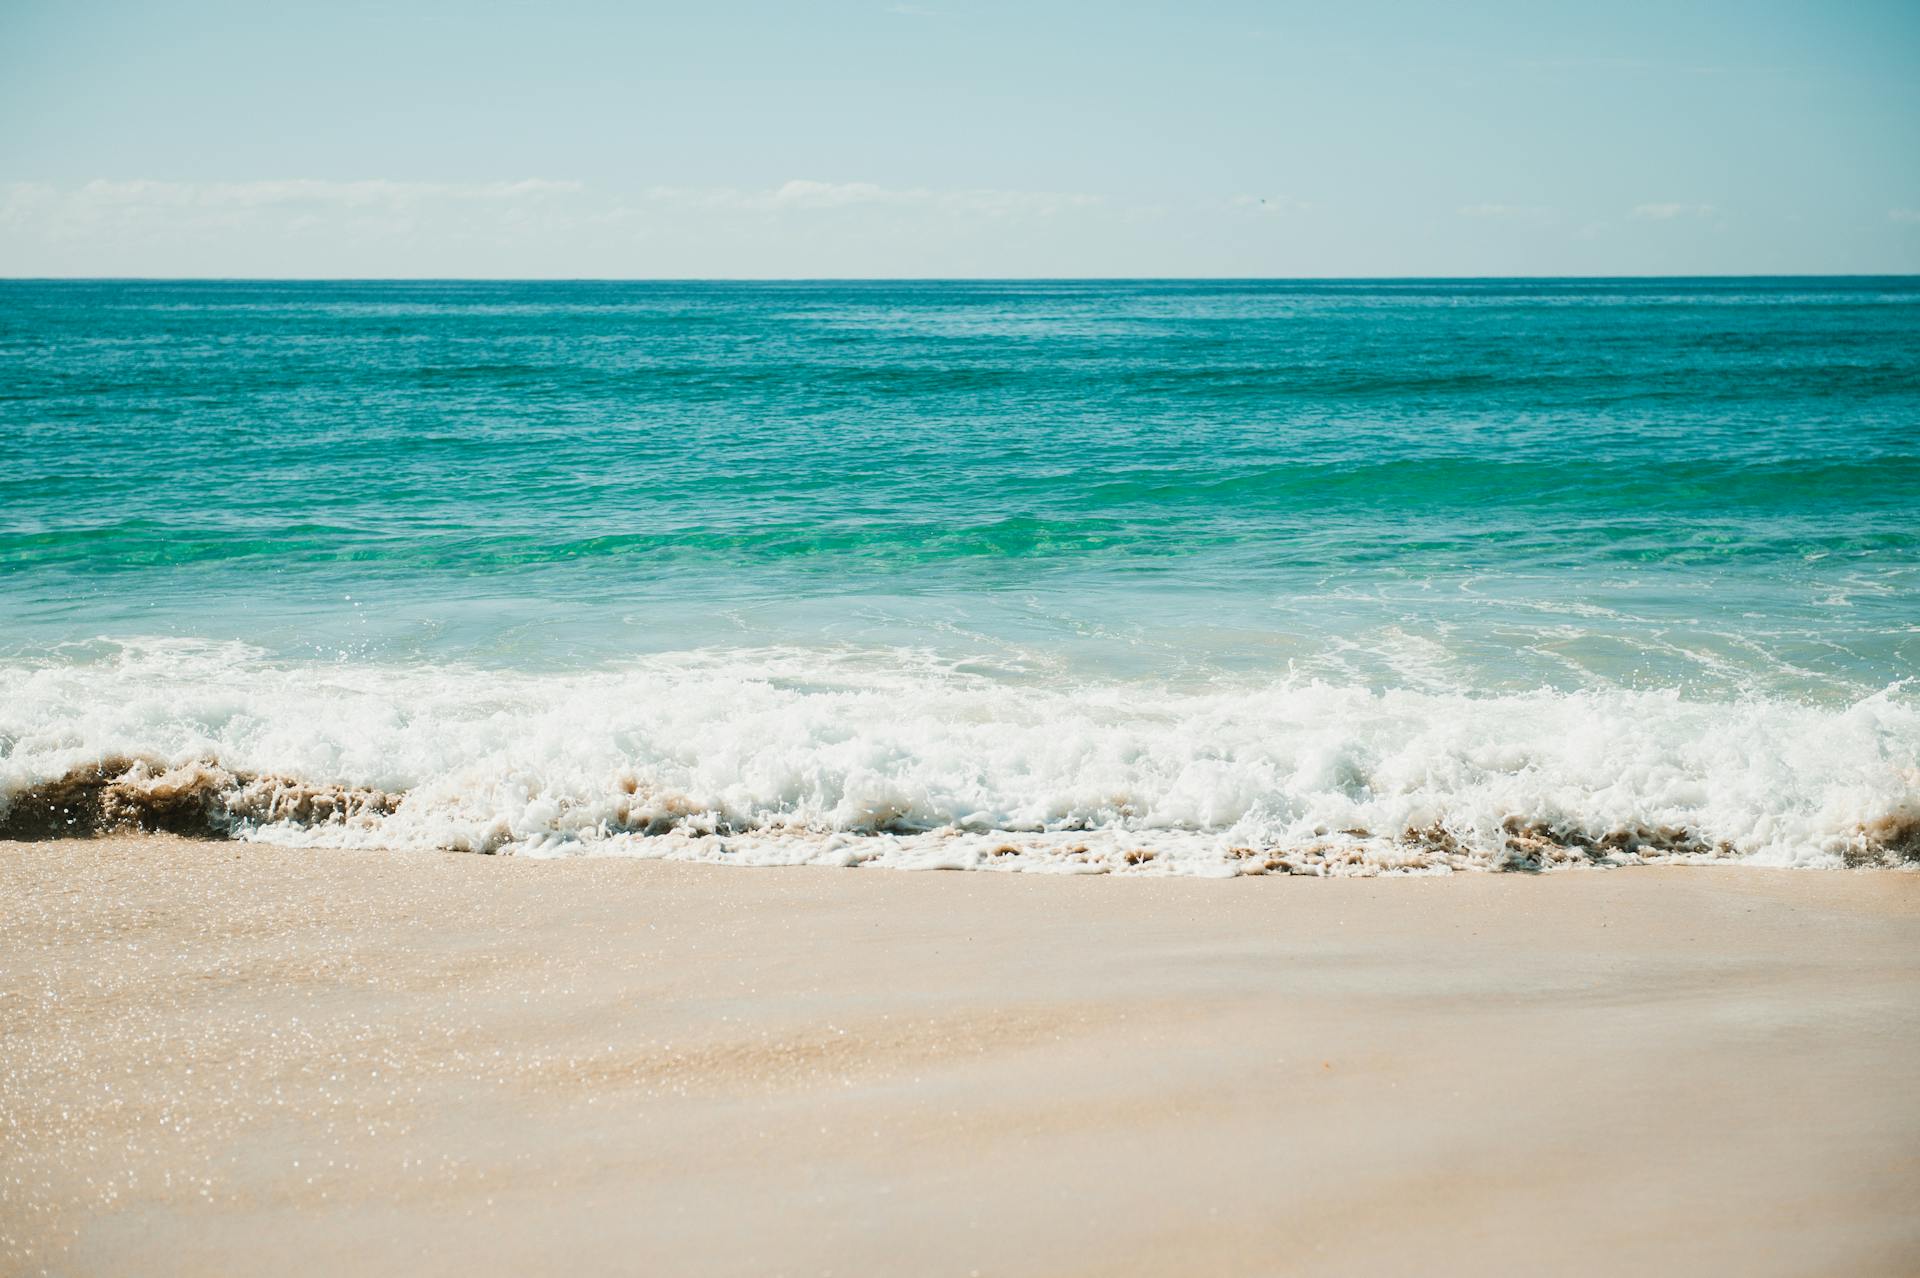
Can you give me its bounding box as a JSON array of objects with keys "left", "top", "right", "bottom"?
[{"left": 3, "top": 837, "right": 1917, "bottom": 1277}]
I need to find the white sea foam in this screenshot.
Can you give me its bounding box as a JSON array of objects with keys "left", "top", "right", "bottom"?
[{"left": 1, "top": 639, "right": 1914, "bottom": 873}]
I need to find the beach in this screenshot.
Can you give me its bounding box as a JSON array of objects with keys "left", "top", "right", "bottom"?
[
  {"left": 4, "top": 838, "right": 1916, "bottom": 1276},
  {"left": 2, "top": 281, "right": 1916, "bottom": 1273},
  {"left": 7, "top": 3, "right": 1919, "bottom": 1273}
]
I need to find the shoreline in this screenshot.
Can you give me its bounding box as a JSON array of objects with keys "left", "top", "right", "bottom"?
[
  {"left": 5, "top": 756, "right": 1917, "bottom": 872},
  {"left": 7, "top": 651, "right": 1916, "bottom": 876},
  {"left": 4, "top": 836, "right": 1918, "bottom": 1275}
]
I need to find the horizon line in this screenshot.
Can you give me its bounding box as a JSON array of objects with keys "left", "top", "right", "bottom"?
[{"left": 3, "top": 272, "right": 1917, "bottom": 284}]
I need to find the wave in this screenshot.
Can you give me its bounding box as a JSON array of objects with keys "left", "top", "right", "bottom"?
[
  {"left": 1, "top": 640, "right": 1915, "bottom": 874},
  {"left": 8, "top": 456, "right": 1918, "bottom": 577}
]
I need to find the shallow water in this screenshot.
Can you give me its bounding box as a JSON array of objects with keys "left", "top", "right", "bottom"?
[{"left": 2, "top": 278, "right": 1916, "bottom": 869}]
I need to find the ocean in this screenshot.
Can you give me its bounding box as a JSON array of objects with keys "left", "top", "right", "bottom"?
[{"left": 2, "top": 277, "right": 1916, "bottom": 871}]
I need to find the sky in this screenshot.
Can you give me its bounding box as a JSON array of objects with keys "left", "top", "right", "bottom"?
[{"left": 2, "top": 0, "right": 1917, "bottom": 277}]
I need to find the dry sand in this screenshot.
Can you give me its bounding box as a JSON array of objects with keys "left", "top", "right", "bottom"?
[{"left": 2, "top": 836, "right": 1917, "bottom": 1277}]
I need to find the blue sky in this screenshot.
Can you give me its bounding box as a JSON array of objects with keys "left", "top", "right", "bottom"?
[{"left": 2, "top": 0, "right": 1916, "bottom": 276}]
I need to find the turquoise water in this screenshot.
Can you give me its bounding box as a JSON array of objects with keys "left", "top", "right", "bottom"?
[{"left": 2, "top": 278, "right": 1917, "bottom": 869}]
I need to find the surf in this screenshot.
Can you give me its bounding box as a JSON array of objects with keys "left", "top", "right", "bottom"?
[{"left": 3, "top": 639, "right": 1914, "bottom": 873}]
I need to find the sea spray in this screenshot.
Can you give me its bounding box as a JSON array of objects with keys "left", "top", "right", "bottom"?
[{"left": 2, "top": 640, "right": 1914, "bottom": 872}]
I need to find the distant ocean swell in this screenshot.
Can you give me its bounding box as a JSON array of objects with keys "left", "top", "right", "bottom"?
[
  {"left": 3, "top": 641, "right": 1914, "bottom": 874},
  {"left": 7, "top": 455, "right": 1917, "bottom": 575}
]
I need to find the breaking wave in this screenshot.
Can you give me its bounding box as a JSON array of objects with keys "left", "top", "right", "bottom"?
[{"left": 2, "top": 640, "right": 1916, "bottom": 875}]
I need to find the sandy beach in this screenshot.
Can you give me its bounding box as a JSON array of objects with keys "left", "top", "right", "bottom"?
[{"left": 0, "top": 839, "right": 1914, "bottom": 1276}]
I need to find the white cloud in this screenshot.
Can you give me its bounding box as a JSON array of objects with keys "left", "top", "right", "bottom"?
[
  {"left": 649, "top": 179, "right": 1099, "bottom": 218},
  {"left": 942, "top": 187, "right": 1102, "bottom": 218},
  {"left": 1457, "top": 203, "right": 1551, "bottom": 220},
  {"left": 767, "top": 179, "right": 929, "bottom": 209},
  {"left": 0, "top": 178, "right": 598, "bottom": 254},
  {"left": 2, "top": 178, "right": 590, "bottom": 236},
  {"left": 1, "top": 177, "right": 1098, "bottom": 240},
  {"left": 1629, "top": 202, "right": 1716, "bottom": 221},
  {"left": 0, "top": 177, "right": 1119, "bottom": 274},
  {"left": 69, "top": 178, "right": 584, "bottom": 209},
  {"left": 1230, "top": 194, "right": 1312, "bottom": 216},
  {"left": 1890, "top": 208, "right": 1920, "bottom": 224}
]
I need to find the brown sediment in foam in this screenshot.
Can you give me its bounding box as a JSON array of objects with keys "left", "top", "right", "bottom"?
[
  {"left": 1844, "top": 812, "right": 1920, "bottom": 868},
  {"left": 0, "top": 757, "right": 399, "bottom": 841},
  {"left": 5, "top": 762, "right": 1917, "bottom": 871},
  {"left": 1385, "top": 820, "right": 1735, "bottom": 872},
  {"left": 1491, "top": 818, "right": 1917, "bottom": 871},
  {"left": 1222, "top": 817, "right": 1911, "bottom": 876},
  {"left": 1490, "top": 819, "right": 1731, "bottom": 869}
]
